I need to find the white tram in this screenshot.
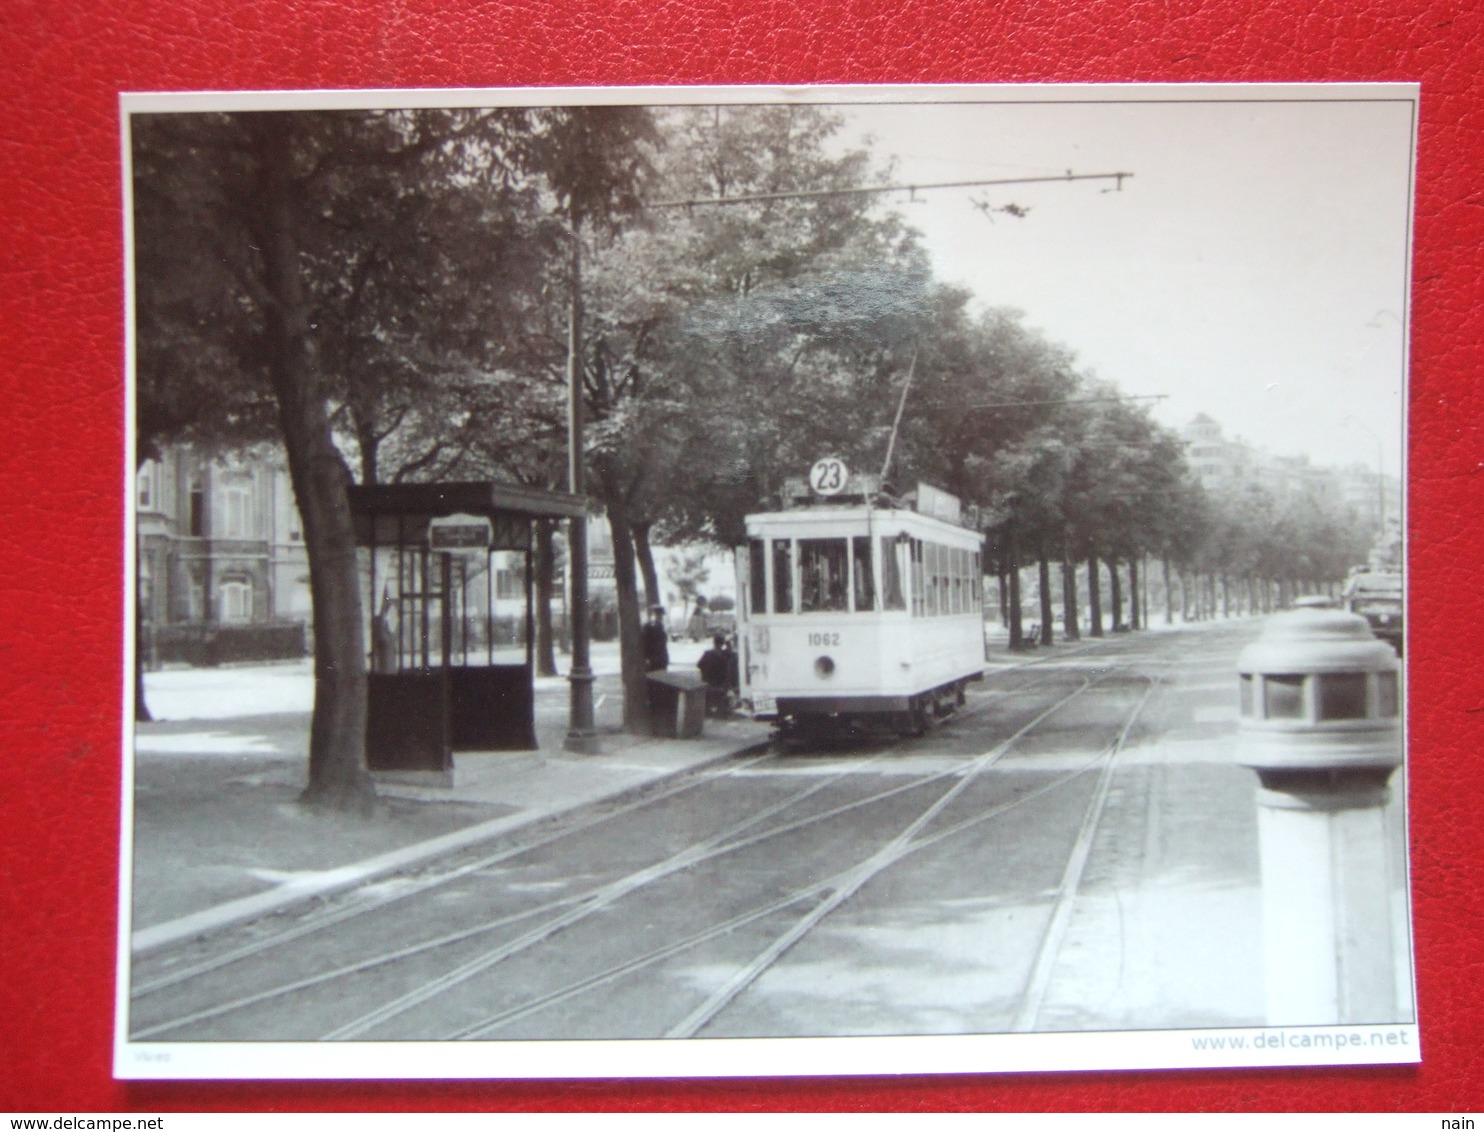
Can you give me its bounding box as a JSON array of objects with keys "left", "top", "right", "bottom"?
[{"left": 735, "top": 475, "right": 986, "bottom": 738}]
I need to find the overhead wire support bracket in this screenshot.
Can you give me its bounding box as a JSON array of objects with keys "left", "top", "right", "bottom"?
[{"left": 645, "top": 171, "right": 1135, "bottom": 211}]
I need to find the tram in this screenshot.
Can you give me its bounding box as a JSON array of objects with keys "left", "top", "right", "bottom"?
[{"left": 735, "top": 464, "right": 986, "bottom": 738}]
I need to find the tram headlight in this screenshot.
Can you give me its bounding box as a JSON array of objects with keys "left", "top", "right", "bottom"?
[{"left": 814, "top": 655, "right": 836, "bottom": 679}]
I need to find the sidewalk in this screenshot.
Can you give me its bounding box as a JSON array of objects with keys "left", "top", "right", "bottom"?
[{"left": 129, "top": 642, "right": 770, "bottom": 953}]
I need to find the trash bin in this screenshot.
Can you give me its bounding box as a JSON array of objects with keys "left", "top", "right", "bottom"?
[{"left": 646, "top": 671, "right": 707, "bottom": 739}]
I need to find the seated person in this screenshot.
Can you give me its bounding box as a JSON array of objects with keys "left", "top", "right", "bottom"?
[{"left": 697, "top": 633, "right": 733, "bottom": 716}]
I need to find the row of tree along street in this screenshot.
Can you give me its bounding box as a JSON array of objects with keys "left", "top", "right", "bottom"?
[{"left": 132, "top": 105, "right": 1378, "bottom": 809}]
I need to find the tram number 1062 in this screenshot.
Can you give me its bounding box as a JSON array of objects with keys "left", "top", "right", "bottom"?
[{"left": 807, "top": 632, "right": 842, "bottom": 647}]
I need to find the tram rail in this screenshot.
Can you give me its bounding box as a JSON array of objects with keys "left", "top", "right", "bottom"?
[{"left": 131, "top": 658, "right": 1160, "bottom": 1042}]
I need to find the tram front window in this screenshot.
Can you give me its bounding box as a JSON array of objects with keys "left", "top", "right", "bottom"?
[
  {"left": 852, "top": 536, "right": 875, "bottom": 612},
  {"left": 749, "top": 539, "right": 766, "bottom": 615},
  {"left": 800, "top": 538, "right": 848, "bottom": 612},
  {"left": 771, "top": 539, "right": 793, "bottom": 613}
]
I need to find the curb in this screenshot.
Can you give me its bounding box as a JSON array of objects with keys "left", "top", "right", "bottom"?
[{"left": 131, "top": 734, "right": 770, "bottom": 955}]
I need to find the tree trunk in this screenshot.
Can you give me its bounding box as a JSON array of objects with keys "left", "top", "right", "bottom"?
[
  {"left": 534, "top": 519, "right": 557, "bottom": 677},
  {"left": 1129, "top": 556, "right": 1141, "bottom": 630},
  {"left": 1061, "top": 537, "right": 1080, "bottom": 641},
  {"left": 607, "top": 504, "right": 650, "bottom": 734},
  {"left": 1007, "top": 564, "right": 1024, "bottom": 649},
  {"left": 998, "top": 567, "right": 1008, "bottom": 626},
  {"left": 1037, "top": 551, "right": 1054, "bottom": 647},
  {"left": 1087, "top": 552, "right": 1103, "bottom": 637},
  {"left": 1162, "top": 557, "right": 1174, "bottom": 625},
  {"left": 633, "top": 521, "right": 661, "bottom": 611},
  {"left": 1109, "top": 558, "right": 1124, "bottom": 631},
  {"left": 253, "top": 116, "right": 374, "bottom": 811}
]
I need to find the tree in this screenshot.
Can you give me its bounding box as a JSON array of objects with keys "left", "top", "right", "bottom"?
[
  {"left": 132, "top": 108, "right": 554, "bottom": 809},
  {"left": 572, "top": 104, "right": 924, "bottom": 728}
]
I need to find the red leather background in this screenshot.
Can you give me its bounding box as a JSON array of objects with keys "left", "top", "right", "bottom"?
[{"left": 2, "top": 0, "right": 1479, "bottom": 1113}]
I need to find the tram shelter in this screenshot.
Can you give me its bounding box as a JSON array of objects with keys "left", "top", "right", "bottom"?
[{"left": 348, "top": 481, "right": 587, "bottom": 780}]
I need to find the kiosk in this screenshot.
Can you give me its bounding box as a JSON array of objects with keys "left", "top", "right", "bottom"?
[{"left": 348, "top": 481, "right": 587, "bottom": 781}]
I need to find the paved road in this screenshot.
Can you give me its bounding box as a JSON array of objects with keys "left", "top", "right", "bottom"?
[{"left": 128, "top": 620, "right": 1411, "bottom": 1042}]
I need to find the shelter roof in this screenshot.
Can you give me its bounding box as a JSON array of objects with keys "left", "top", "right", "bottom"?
[
  {"left": 348, "top": 481, "right": 587, "bottom": 522},
  {"left": 348, "top": 481, "right": 587, "bottom": 550}
]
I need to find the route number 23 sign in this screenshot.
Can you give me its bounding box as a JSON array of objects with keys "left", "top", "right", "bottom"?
[{"left": 809, "top": 458, "right": 848, "bottom": 496}]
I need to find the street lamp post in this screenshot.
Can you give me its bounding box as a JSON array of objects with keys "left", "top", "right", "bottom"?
[{"left": 564, "top": 224, "right": 600, "bottom": 754}]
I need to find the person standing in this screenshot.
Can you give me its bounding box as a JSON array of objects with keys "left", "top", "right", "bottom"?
[{"left": 641, "top": 604, "right": 670, "bottom": 672}]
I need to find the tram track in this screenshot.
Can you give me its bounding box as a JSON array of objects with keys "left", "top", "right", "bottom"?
[
  {"left": 132, "top": 660, "right": 1070, "bottom": 1000},
  {"left": 453, "top": 671, "right": 1163, "bottom": 1040},
  {"left": 131, "top": 655, "right": 1159, "bottom": 1042},
  {"left": 129, "top": 667, "right": 1088, "bottom": 1040}
]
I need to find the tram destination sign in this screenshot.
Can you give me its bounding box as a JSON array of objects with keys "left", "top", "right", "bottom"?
[{"left": 428, "top": 512, "right": 493, "bottom": 552}]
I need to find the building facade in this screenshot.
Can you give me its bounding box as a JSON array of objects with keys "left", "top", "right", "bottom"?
[{"left": 136, "top": 444, "right": 311, "bottom": 664}]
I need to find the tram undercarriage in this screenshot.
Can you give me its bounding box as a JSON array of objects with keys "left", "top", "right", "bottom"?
[{"left": 769, "top": 674, "right": 979, "bottom": 743}]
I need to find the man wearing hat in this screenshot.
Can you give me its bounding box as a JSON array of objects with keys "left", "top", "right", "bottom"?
[{"left": 641, "top": 604, "right": 670, "bottom": 673}]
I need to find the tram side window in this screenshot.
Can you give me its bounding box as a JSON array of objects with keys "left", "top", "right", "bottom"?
[
  {"left": 749, "top": 539, "right": 766, "bottom": 617},
  {"left": 879, "top": 537, "right": 906, "bottom": 610},
  {"left": 800, "top": 538, "right": 849, "bottom": 612},
  {"left": 852, "top": 536, "right": 875, "bottom": 612},
  {"left": 910, "top": 539, "right": 924, "bottom": 616},
  {"left": 924, "top": 542, "right": 939, "bottom": 616},
  {"left": 972, "top": 551, "right": 982, "bottom": 610},
  {"left": 772, "top": 539, "right": 793, "bottom": 614}
]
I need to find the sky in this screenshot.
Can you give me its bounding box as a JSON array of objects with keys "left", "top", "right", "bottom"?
[{"left": 829, "top": 90, "right": 1415, "bottom": 481}]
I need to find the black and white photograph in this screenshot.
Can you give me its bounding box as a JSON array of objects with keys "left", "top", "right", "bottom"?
[{"left": 118, "top": 85, "right": 1416, "bottom": 1079}]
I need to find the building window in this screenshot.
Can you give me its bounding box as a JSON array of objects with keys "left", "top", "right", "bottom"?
[
  {"left": 495, "top": 567, "right": 522, "bottom": 601},
  {"left": 219, "top": 579, "right": 253, "bottom": 623},
  {"left": 137, "top": 463, "right": 154, "bottom": 510},
  {"left": 221, "top": 482, "right": 253, "bottom": 538},
  {"left": 189, "top": 481, "right": 205, "bottom": 537}
]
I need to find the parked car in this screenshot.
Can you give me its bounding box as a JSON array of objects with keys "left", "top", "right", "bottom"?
[{"left": 1343, "top": 569, "right": 1403, "bottom": 655}]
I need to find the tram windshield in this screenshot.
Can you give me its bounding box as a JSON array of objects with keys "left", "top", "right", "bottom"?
[
  {"left": 852, "top": 536, "right": 875, "bottom": 612},
  {"left": 800, "top": 538, "right": 848, "bottom": 612},
  {"left": 749, "top": 529, "right": 977, "bottom": 616}
]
